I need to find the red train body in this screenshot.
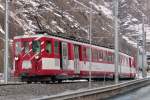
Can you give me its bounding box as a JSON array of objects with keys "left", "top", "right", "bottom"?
[{"left": 13, "top": 32, "right": 136, "bottom": 82}]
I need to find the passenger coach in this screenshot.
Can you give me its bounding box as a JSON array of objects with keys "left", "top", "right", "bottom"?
[{"left": 13, "top": 32, "right": 136, "bottom": 83}]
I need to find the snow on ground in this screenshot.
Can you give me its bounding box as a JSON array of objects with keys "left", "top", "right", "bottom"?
[
  {"left": 0, "top": 73, "right": 4, "bottom": 83},
  {"left": 56, "top": 25, "right": 65, "bottom": 33},
  {"left": 90, "top": 2, "right": 112, "bottom": 19},
  {"left": 0, "top": 3, "right": 4, "bottom": 10},
  {"left": 54, "top": 12, "right": 62, "bottom": 18},
  {"left": 81, "top": 27, "right": 89, "bottom": 33},
  {"left": 122, "top": 36, "right": 137, "bottom": 47},
  {"left": 128, "top": 23, "right": 150, "bottom": 41},
  {"left": 136, "top": 71, "right": 150, "bottom": 79},
  {"left": 145, "top": 25, "right": 150, "bottom": 40},
  {"left": 0, "top": 25, "right": 4, "bottom": 34},
  {"left": 146, "top": 72, "right": 150, "bottom": 77},
  {"left": 0, "top": 0, "right": 150, "bottom": 49},
  {"left": 99, "top": 5, "right": 112, "bottom": 19},
  {"left": 64, "top": 14, "right": 74, "bottom": 22}
]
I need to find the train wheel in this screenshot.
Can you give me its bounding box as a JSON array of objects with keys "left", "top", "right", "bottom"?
[
  {"left": 51, "top": 76, "right": 57, "bottom": 83},
  {"left": 86, "top": 79, "right": 89, "bottom": 82},
  {"left": 34, "top": 81, "right": 38, "bottom": 84},
  {"left": 58, "top": 80, "right": 62, "bottom": 83},
  {"left": 27, "top": 81, "right": 32, "bottom": 84},
  {"left": 51, "top": 79, "right": 56, "bottom": 83},
  {"left": 45, "top": 81, "right": 50, "bottom": 84},
  {"left": 112, "top": 75, "right": 115, "bottom": 80},
  {"left": 40, "top": 81, "right": 45, "bottom": 84}
]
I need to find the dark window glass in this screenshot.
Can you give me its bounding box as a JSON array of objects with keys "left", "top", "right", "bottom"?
[
  {"left": 63, "top": 44, "right": 67, "bottom": 56},
  {"left": 99, "top": 51, "right": 103, "bottom": 61},
  {"left": 93, "top": 49, "right": 98, "bottom": 61},
  {"left": 82, "top": 48, "right": 86, "bottom": 60},
  {"left": 24, "top": 42, "right": 29, "bottom": 53},
  {"left": 86, "top": 48, "right": 90, "bottom": 60},
  {"left": 108, "top": 55, "right": 112, "bottom": 62},
  {"left": 54, "top": 41, "right": 59, "bottom": 54},
  {"left": 103, "top": 51, "right": 107, "bottom": 61},
  {"left": 15, "top": 42, "right": 22, "bottom": 55},
  {"left": 32, "top": 41, "right": 41, "bottom": 53},
  {"left": 46, "top": 41, "right": 52, "bottom": 54}
]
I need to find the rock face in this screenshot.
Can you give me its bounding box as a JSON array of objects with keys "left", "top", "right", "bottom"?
[{"left": 0, "top": 0, "right": 150, "bottom": 72}]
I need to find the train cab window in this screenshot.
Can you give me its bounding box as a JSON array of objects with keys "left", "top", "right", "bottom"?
[
  {"left": 54, "top": 41, "right": 59, "bottom": 54},
  {"left": 24, "top": 42, "right": 29, "bottom": 53},
  {"left": 46, "top": 41, "right": 52, "bottom": 54},
  {"left": 32, "top": 41, "right": 41, "bottom": 53},
  {"left": 15, "top": 42, "right": 22, "bottom": 55}
]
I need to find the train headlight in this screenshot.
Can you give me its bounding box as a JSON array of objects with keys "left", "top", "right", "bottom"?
[
  {"left": 35, "top": 55, "right": 39, "bottom": 59},
  {"left": 15, "top": 56, "right": 19, "bottom": 61}
]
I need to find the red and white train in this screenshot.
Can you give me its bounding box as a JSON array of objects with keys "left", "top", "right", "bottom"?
[{"left": 13, "top": 32, "right": 136, "bottom": 83}]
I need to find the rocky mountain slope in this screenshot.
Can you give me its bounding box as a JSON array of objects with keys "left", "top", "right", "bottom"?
[{"left": 0, "top": 0, "right": 150, "bottom": 72}]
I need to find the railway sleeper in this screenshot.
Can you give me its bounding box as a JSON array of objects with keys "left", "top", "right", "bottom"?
[{"left": 20, "top": 75, "right": 69, "bottom": 84}]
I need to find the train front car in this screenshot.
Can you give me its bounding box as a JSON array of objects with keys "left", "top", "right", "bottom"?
[
  {"left": 13, "top": 34, "right": 60, "bottom": 83},
  {"left": 13, "top": 34, "right": 40, "bottom": 82},
  {"left": 13, "top": 32, "right": 137, "bottom": 83}
]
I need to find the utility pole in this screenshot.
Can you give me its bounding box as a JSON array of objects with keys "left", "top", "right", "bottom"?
[
  {"left": 89, "top": 0, "right": 93, "bottom": 88},
  {"left": 142, "top": 15, "right": 147, "bottom": 78},
  {"left": 113, "top": 0, "right": 119, "bottom": 84},
  {"left": 4, "top": 0, "right": 9, "bottom": 84},
  {"left": 73, "top": 0, "right": 94, "bottom": 88},
  {"left": 137, "top": 37, "right": 140, "bottom": 78}
]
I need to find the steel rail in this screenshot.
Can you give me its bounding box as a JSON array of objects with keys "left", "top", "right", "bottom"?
[
  {"left": 0, "top": 82, "right": 25, "bottom": 86},
  {"left": 33, "top": 78, "right": 150, "bottom": 100}
]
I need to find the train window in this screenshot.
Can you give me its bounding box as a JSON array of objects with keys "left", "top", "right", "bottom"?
[
  {"left": 63, "top": 43, "right": 67, "bottom": 56},
  {"left": 46, "top": 41, "right": 52, "bottom": 54},
  {"left": 126, "top": 58, "right": 129, "bottom": 66},
  {"left": 105, "top": 53, "right": 109, "bottom": 62},
  {"left": 15, "top": 42, "right": 22, "bottom": 55},
  {"left": 54, "top": 41, "right": 59, "bottom": 54},
  {"left": 32, "top": 41, "right": 41, "bottom": 53},
  {"left": 95, "top": 50, "right": 98, "bottom": 61},
  {"left": 107, "top": 55, "right": 110, "bottom": 62},
  {"left": 103, "top": 51, "right": 107, "bottom": 61},
  {"left": 92, "top": 49, "right": 95, "bottom": 61},
  {"left": 82, "top": 47, "right": 86, "bottom": 60},
  {"left": 93, "top": 49, "right": 98, "bottom": 61},
  {"left": 86, "top": 48, "right": 90, "bottom": 60},
  {"left": 99, "top": 51, "right": 103, "bottom": 61},
  {"left": 24, "top": 42, "right": 29, "bottom": 53},
  {"left": 112, "top": 54, "right": 114, "bottom": 62},
  {"left": 110, "top": 54, "right": 113, "bottom": 62}
]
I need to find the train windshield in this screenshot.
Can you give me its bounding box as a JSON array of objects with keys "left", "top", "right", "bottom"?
[
  {"left": 32, "top": 41, "right": 41, "bottom": 53},
  {"left": 15, "top": 42, "right": 22, "bottom": 55},
  {"left": 24, "top": 42, "right": 29, "bottom": 53},
  {"left": 54, "top": 41, "right": 59, "bottom": 54}
]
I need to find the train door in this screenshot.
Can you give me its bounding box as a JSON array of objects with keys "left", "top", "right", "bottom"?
[
  {"left": 129, "top": 58, "right": 133, "bottom": 78},
  {"left": 74, "top": 45, "right": 80, "bottom": 74},
  {"left": 61, "top": 42, "right": 68, "bottom": 70}
]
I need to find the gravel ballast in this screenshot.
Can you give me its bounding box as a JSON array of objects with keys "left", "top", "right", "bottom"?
[{"left": 0, "top": 81, "right": 116, "bottom": 100}]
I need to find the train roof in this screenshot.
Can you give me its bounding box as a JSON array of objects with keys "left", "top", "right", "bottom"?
[{"left": 14, "top": 33, "right": 133, "bottom": 58}]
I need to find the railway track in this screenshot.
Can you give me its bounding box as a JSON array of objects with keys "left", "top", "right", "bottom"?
[
  {"left": 0, "top": 80, "right": 118, "bottom": 100},
  {"left": 0, "top": 82, "right": 25, "bottom": 86},
  {"left": 33, "top": 78, "right": 150, "bottom": 100}
]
